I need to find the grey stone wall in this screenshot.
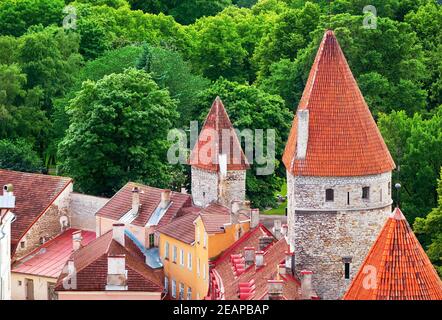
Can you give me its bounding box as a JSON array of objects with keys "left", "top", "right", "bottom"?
[
  {"left": 69, "top": 193, "right": 109, "bottom": 231},
  {"left": 191, "top": 167, "right": 246, "bottom": 207},
  {"left": 286, "top": 172, "right": 392, "bottom": 300}
]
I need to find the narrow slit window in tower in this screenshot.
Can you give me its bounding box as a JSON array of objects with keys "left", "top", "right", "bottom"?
[
  {"left": 325, "top": 189, "right": 334, "bottom": 202},
  {"left": 362, "top": 187, "right": 370, "bottom": 200}
]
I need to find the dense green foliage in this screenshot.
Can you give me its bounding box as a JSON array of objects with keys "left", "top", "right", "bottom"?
[
  {"left": 0, "top": 0, "right": 441, "bottom": 263},
  {"left": 0, "top": 139, "right": 43, "bottom": 173}
]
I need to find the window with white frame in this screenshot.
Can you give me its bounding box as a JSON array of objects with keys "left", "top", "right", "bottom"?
[
  {"left": 188, "top": 252, "right": 192, "bottom": 270},
  {"left": 197, "top": 258, "right": 200, "bottom": 276},
  {"left": 203, "top": 232, "right": 207, "bottom": 248},
  {"left": 187, "top": 287, "right": 192, "bottom": 300},
  {"left": 196, "top": 228, "right": 200, "bottom": 243},
  {"left": 203, "top": 263, "right": 206, "bottom": 280},
  {"left": 164, "top": 242, "right": 169, "bottom": 260},
  {"left": 173, "top": 245, "right": 177, "bottom": 263},
  {"left": 180, "top": 249, "right": 184, "bottom": 266},
  {"left": 179, "top": 283, "right": 185, "bottom": 300},
  {"left": 171, "top": 279, "right": 176, "bottom": 298}
]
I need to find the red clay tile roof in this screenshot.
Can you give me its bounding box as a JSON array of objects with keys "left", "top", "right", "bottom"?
[
  {"left": 156, "top": 213, "right": 199, "bottom": 244},
  {"left": 12, "top": 229, "right": 95, "bottom": 278},
  {"left": 200, "top": 203, "right": 250, "bottom": 234},
  {"left": 189, "top": 97, "right": 250, "bottom": 172},
  {"left": 0, "top": 169, "right": 72, "bottom": 248},
  {"left": 344, "top": 208, "right": 442, "bottom": 300},
  {"left": 283, "top": 30, "right": 395, "bottom": 177},
  {"left": 210, "top": 225, "right": 300, "bottom": 300},
  {"left": 95, "top": 182, "right": 192, "bottom": 227},
  {"left": 55, "top": 231, "right": 163, "bottom": 292}
]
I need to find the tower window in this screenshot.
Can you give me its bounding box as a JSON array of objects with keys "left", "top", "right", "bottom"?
[
  {"left": 388, "top": 182, "right": 391, "bottom": 195},
  {"left": 325, "top": 189, "right": 334, "bottom": 202},
  {"left": 344, "top": 263, "right": 351, "bottom": 279},
  {"left": 362, "top": 187, "right": 370, "bottom": 200},
  {"left": 347, "top": 192, "right": 350, "bottom": 205},
  {"left": 380, "top": 189, "right": 383, "bottom": 202}
]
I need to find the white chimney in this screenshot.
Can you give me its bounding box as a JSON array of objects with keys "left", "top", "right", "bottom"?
[
  {"left": 278, "top": 263, "right": 286, "bottom": 276},
  {"left": 0, "top": 184, "right": 15, "bottom": 209},
  {"left": 273, "top": 220, "right": 282, "bottom": 239},
  {"left": 267, "top": 279, "right": 284, "bottom": 300},
  {"left": 131, "top": 186, "right": 140, "bottom": 216},
  {"left": 250, "top": 208, "right": 260, "bottom": 228},
  {"left": 160, "top": 189, "right": 171, "bottom": 209},
  {"left": 281, "top": 224, "right": 288, "bottom": 237},
  {"left": 106, "top": 254, "right": 127, "bottom": 291},
  {"left": 296, "top": 109, "right": 309, "bottom": 160},
  {"left": 72, "top": 230, "right": 82, "bottom": 251},
  {"left": 112, "top": 223, "right": 125, "bottom": 247},
  {"left": 230, "top": 200, "right": 241, "bottom": 224},
  {"left": 180, "top": 187, "right": 187, "bottom": 194},
  {"left": 301, "top": 270, "right": 313, "bottom": 299},
  {"left": 219, "top": 153, "right": 227, "bottom": 178},
  {"left": 285, "top": 251, "right": 293, "bottom": 274},
  {"left": 255, "top": 250, "right": 264, "bottom": 269},
  {"left": 244, "top": 247, "right": 255, "bottom": 268}
]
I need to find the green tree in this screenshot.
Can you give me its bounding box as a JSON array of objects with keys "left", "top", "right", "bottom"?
[
  {"left": 193, "top": 78, "right": 293, "bottom": 208},
  {"left": 0, "top": 139, "right": 43, "bottom": 173},
  {"left": 58, "top": 68, "right": 179, "bottom": 196},
  {"left": 414, "top": 167, "right": 442, "bottom": 276},
  {"left": 0, "top": 0, "right": 65, "bottom": 37},
  {"left": 169, "top": 0, "right": 232, "bottom": 25},
  {"left": 136, "top": 44, "right": 210, "bottom": 125}
]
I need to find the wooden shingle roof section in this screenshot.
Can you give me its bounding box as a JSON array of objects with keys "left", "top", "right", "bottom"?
[
  {"left": 344, "top": 208, "right": 442, "bottom": 300},
  {"left": 283, "top": 30, "right": 395, "bottom": 177}
]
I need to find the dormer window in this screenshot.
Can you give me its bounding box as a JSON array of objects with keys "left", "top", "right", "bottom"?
[
  {"left": 325, "top": 189, "right": 334, "bottom": 202},
  {"left": 362, "top": 187, "right": 370, "bottom": 200}
]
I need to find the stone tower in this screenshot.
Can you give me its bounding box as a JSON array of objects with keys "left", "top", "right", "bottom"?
[
  {"left": 282, "top": 30, "right": 396, "bottom": 300},
  {"left": 189, "top": 97, "right": 249, "bottom": 208}
]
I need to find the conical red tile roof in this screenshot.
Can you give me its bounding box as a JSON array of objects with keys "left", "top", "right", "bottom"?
[
  {"left": 344, "top": 208, "right": 442, "bottom": 300},
  {"left": 189, "top": 97, "right": 249, "bottom": 172},
  {"left": 283, "top": 30, "right": 395, "bottom": 176}
]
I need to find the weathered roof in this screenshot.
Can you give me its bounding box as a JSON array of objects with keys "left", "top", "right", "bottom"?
[
  {"left": 55, "top": 231, "right": 163, "bottom": 292},
  {"left": 211, "top": 225, "right": 300, "bottom": 300},
  {"left": 0, "top": 169, "right": 72, "bottom": 249},
  {"left": 344, "top": 208, "right": 442, "bottom": 300},
  {"left": 282, "top": 30, "right": 395, "bottom": 177},
  {"left": 156, "top": 213, "right": 199, "bottom": 244},
  {"left": 95, "top": 182, "right": 192, "bottom": 228},
  {"left": 189, "top": 97, "right": 249, "bottom": 172},
  {"left": 12, "top": 229, "right": 95, "bottom": 278}
]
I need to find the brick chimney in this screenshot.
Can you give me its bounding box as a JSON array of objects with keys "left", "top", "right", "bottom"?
[
  {"left": 160, "top": 189, "right": 171, "bottom": 209},
  {"left": 72, "top": 230, "right": 82, "bottom": 251},
  {"left": 112, "top": 223, "right": 125, "bottom": 247},
  {"left": 244, "top": 247, "right": 255, "bottom": 268},
  {"left": 300, "top": 270, "right": 313, "bottom": 299},
  {"left": 131, "top": 186, "right": 140, "bottom": 216},
  {"left": 106, "top": 254, "right": 127, "bottom": 291},
  {"left": 250, "top": 208, "right": 260, "bottom": 228},
  {"left": 267, "top": 279, "right": 284, "bottom": 300},
  {"left": 255, "top": 250, "right": 264, "bottom": 269}
]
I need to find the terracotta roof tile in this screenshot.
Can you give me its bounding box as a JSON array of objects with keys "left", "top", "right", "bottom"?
[
  {"left": 211, "top": 225, "right": 300, "bottom": 300},
  {"left": 55, "top": 231, "right": 163, "bottom": 292},
  {"left": 156, "top": 213, "right": 199, "bottom": 244},
  {"left": 189, "top": 97, "right": 250, "bottom": 172},
  {"left": 0, "top": 169, "right": 72, "bottom": 248},
  {"left": 283, "top": 30, "right": 395, "bottom": 177},
  {"left": 12, "top": 229, "right": 95, "bottom": 278},
  {"left": 95, "top": 182, "right": 192, "bottom": 227},
  {"left": 344, "top": 208, "right": 442, "bottom": 300}
]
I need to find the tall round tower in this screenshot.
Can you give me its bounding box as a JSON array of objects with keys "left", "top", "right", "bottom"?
[{"left": 282, "top": 30, "right": 396, "bottom": 300}]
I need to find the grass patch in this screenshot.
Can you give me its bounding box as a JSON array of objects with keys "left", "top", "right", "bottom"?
[{"left": 263, "top": 183, "right": 287, "bottom": 215}]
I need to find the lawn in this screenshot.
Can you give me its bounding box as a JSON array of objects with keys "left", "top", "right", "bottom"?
[{"left": 262, "top": 183, "right": 287, "bottom": 215}]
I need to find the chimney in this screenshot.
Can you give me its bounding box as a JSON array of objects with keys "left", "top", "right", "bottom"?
[
  {"left": 281, "top": 224, "right": 288, "bottom": 237},
  {"left": 250, "top": 208, "right": 260, "bottom": 228},
  {"left": 300, "top": 270, "right": 313, "bottom": 299},
  {"left": 131, "top": 186, "right": 140, "bottom": 216},
  {"left": 278, "top": 263, "right": 286, "bottom": 276},
  {"left": 181, "top": 187, "right": 187, "bottom": 194},
  {"left": 230, "top": 200, "right": 241, "bottom": 224},
  {"left": 106, "top": 254, "right": 127, "bottom": 291},
  {"left": 72, "top": 230, "right": 82, "bottom": 251},
  {"left": 285, "top": 251, "right": 294, "bottom": 275},
  {"left": 296, "top": 109, "right": 309, "bottom": 160},
  {"left": 255, "top": 250, "right": 264, "bottom": 269},
  {"left": 267, "top": 280, "right": 284, "bottom": 300},
  {"left": 273, "top": 220, "right": 282, "bottom": 239},
  {"left": 258, "top": 236, "right": 273, "bottom": 251},
  {"left": 160, "top": 189, "right": 171, "bottom": 209},
  {"left": 0, "top": 184, "right": 15, "bottom": 209},
  {"left": 244, "top": 247, "right": 255, "bottom": 268},
  {"left": 112, "top": 223, "right": 125, "bottom": 247}
]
